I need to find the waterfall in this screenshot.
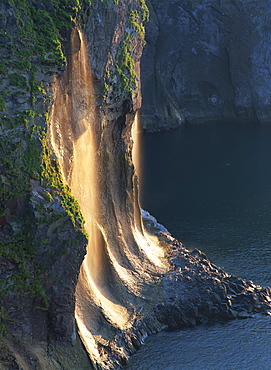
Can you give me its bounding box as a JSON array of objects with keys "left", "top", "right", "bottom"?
[
  {"left": 132, "top": 111, "right": 142, "bottom": 186},
  {"left": 49, "top": 27, "right": 169, "bottom": 367}
]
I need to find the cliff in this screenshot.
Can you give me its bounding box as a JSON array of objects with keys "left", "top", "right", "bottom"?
[
  {"left": 0, "top": 0, "right": 148, "bottom": 367},
  {"left": 141, "top": 0, "right": 271, "bottom": 130},
  {"left": 1, "top": 1, "right": 271, "bottom": 370}
]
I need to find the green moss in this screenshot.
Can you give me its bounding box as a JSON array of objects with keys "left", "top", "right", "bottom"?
[
  {"left": 24, "top": 136, "right": 42, "bottom": 178},
  {"left": 0, "top": 0, "right": 150, "bottom": 334},
  {"left": 9, "top": 73, "right": 30, "bottom": 91},
  {"left": 0, "top": 97, "right": 5, "bottom": 112},
  {"left": 45, "top": 191, "right": 53, "bottom": 202},
  {"left": 0, "top": 307, "right": 11, "bottom": 336},
  {"left": 12, "top": 60, "right": 31, "bottom": 71},
  {"left": 5, "top": 0, "right": 92, "bottom": 71},
  {"left": 40, "top": 132, "right": 86, "bottom": 235},
  {"left": 0, "top": 13, "right": 7, "bottom": 23},
  {"left": 140, "top": 0, "right": 149, "bottom": 22},
  {"left": 0, "top": 125, "right": 51, "bottom": 325},
  {"left": 129, "top": 10, "right": 146, "bottom": 40},
  {"left": 18, "top": 49, "right": 32, "bottom": 58},
  {"left": 0, "top": 2, "right": 88, "bottom": 329},
  {"left": 0, "top": 29, "right": 13, "bottom": 43},
  {"left": 0, "top": 64, "right": 8, "bottom": 77},
  {"left": 1, "top": 237, "right": 50, "bottom": 313},
  {"left": 103, "top": 0, "right": 149, "bottom": 101},
  {"left": 115, "top": 33, "right": 137, "bottom": 96}
]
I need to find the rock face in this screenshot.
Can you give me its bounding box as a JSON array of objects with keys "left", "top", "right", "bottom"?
[
  {"left": 0, "top": 0, "right": 150, "bottom": 368},
  {"left": 2, "top": 1, "right": 271, "bottom": 370},
  {"left": 0, "top": 2, "right": 92, "bottom": 366},
  {"left": 141, "top": 0, "right": 271, "bottom": 130}
]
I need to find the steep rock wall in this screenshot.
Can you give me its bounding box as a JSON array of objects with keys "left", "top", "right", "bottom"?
[
  {"left": 0, "top": 0, "right": 179, "bottom": 367},
  {"left": 141, "top": 0, "right": 271, "bottom": 130},
  {"left": 0, "top": 1, "right": 96, "bottom": 368},
  {"left": 2, "top": 2, "right": 271, "bottom": 370},
  {"left": 0, "top": 0, "right": 152, "bottom": 368}
]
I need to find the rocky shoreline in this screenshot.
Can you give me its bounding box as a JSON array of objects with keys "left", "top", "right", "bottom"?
[
  {"left": 2, "top": 1, "right": 271, "bottom": 369},
  {"left": 88, "top": 212, "right": 271, "bottom": 369}
]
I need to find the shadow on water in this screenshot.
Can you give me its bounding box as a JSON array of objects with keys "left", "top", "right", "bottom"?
[
  {"left": 126, "top": 315, "right": 271, "bottom": 370},
  {"left": 141, "top": 122, "right": 271, "bottom": 286},
  {"left": 129, "top": 122, "right": 271, "bottom": 370}
]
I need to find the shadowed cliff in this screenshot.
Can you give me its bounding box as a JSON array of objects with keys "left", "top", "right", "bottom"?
[{"left": 141, "top": 0, "right": 271, "bottom": 130}]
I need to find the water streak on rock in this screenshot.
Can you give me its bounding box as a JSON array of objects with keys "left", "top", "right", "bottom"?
[{"left": 49, "top": 27, "right": 169, "bottom": 368}]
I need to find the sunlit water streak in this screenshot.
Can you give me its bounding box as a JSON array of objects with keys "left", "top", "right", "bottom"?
[
  {"left": 49, "top": 26, "right": 170, "bottom": 367},
  {"left": 132, "top": 111, "right": 142, "bottom": 183}
]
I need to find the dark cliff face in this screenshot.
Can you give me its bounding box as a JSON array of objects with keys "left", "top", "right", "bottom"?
[{"left": 141, "top": 0, "right": 271, "bottom": 130}]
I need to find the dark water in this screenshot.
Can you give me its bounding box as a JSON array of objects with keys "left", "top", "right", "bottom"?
[{"left": 127, "top": 122, "right": 271, "bottom": 369}]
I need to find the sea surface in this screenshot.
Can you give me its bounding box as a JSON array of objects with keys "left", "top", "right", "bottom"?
[{"left": 127, "top": 122, "right": 271, "bottom": 370}]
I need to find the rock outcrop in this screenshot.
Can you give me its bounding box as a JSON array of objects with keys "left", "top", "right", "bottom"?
[
  {"left": 0, "top": 0, "right": 149, "bottom": 368},
  {"left": 0, "top": 1, "right": 92, "bottom": 366},
  {"left": 1, "top": 1, "right": 271, "bottom": 370},
  {"left": 141, "top": 0, "right": 271, "bottom": 130}
]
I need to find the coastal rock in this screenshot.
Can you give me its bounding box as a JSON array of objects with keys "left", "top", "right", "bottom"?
[
  {"left": 141, "top": 0, "right": 271, "bottom": 129},
  {"left": 2, "top": 1, "right": 271, "bottom": 370}
]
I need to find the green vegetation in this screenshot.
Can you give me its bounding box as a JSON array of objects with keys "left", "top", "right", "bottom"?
[
  {"left": 129, "top": 10, "right": 146, "bottom": 40},
  {"left": 0, "top": 1, "right": 90, "bottom": 335},
  {"left": 40, "top": 131, "right": 86, "bottom": 234},
  {"left": 0, "top": 97, "right": 5, "bottom": 112},
  {"left": 6, "top": 0, "right": 79, "bottom": 67},
  {"left": 9, "top": 73, "right": 30, "bottom": 91},
  {"left": 104, "top": 0, "right": 149, "bottom": 101},
  {"left": 0, "top": 128, "right": 48, "bottom": 336},
  {"left": 0, "top": 0, "right": 149, "bottom": 336},
  {"left": 0, "top": 308, "right": 11, "bottom": 337},
  {"left": 0, "top": 64, "right": 8, "bottom": 77},
  {"left": 115, "top": 33, "right": 138, "bottom": 97},
  {"left": 140, "top": 0, "right": 150, "bottom": 22}
]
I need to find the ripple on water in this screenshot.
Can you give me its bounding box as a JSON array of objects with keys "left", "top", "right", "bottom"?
[
  {"left": 126, "top": 316, "right": 271, "bottom": 370},
  {"left": 138, "top": 122, "right": 271, "bottom": 370}
]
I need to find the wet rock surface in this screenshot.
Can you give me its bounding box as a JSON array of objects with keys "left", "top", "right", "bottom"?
[
  {"left": 141, "top": 0, "right": 271, "bottom": 130},
  {"left": 89, "top": 215, "right": 271, "bottom": 369}
]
